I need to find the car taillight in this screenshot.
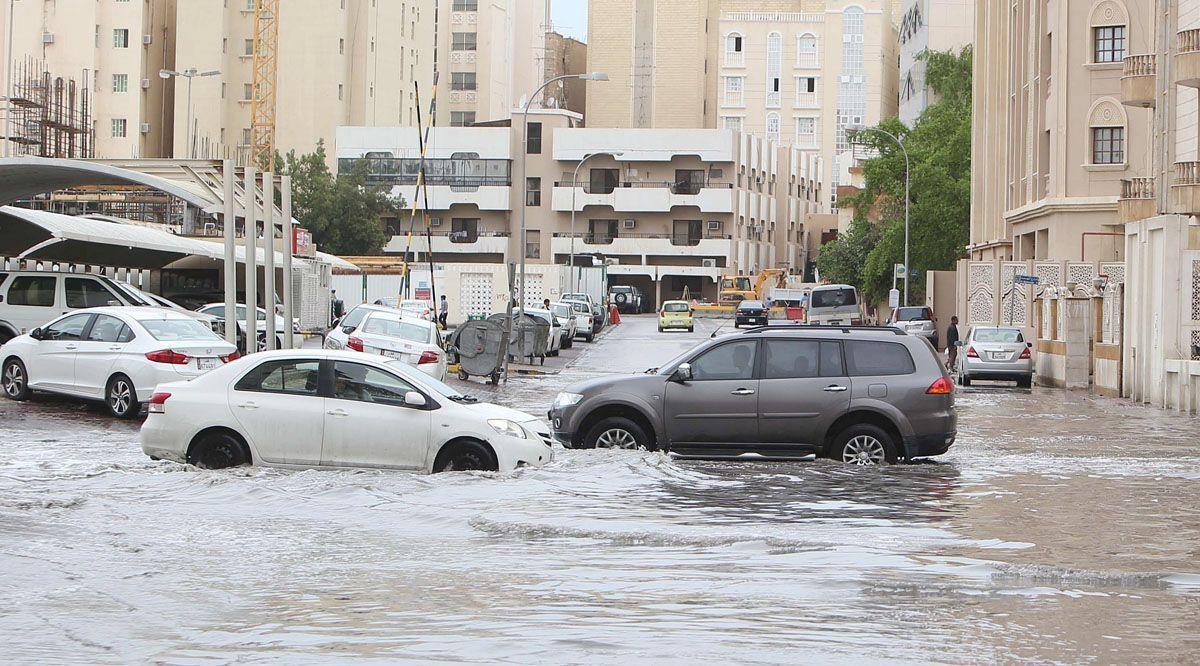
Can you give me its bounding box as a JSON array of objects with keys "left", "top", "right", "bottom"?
[
  {"left": 148, "top": 391, "right": 171, "bottom": 413},
  {"left": 220, "top": 350, "right": 241, "bottom": 363},
  {"left": 926, "top": 377, "right": 953, "bottom": 395},
  {"left": 1019, "top": 347, "right": 1031, "bottom": 360},
  {"left": 851, "top": 318, "right": 863, "bottom": 325},
  {"left": 417, "top": 350, "right": 439, "bottom": 365},
  {"left": 145, "top": 349, "right": 189, "bottom": 365},
  {"left": 966, "top": 346, "right": 979, "bottom": 358},
  {"left": 347, "top": 336, "right": 364, "bottom": 352}
]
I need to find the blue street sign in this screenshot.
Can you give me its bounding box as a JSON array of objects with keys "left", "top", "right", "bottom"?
[{"left": 1014, "top": 275, "right": 1039, "bottom": 285}]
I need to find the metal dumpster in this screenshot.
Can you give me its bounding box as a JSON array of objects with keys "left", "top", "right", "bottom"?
[
  {"left": 488, "top": 312, "right": 550, "bottom": 365},
  {"left": 447, "top": 319, "right": 506, "bottom": 384}
]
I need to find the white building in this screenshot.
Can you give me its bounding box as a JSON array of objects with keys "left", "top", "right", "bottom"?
[{"left": 897, "top": 0, "right": 973, "bottom": 126}]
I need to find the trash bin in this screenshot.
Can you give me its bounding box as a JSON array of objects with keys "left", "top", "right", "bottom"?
[{"left": 448, "top": 319, "right": 506, "bottom": 385}]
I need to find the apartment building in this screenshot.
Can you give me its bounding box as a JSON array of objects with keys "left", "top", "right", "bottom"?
[
  {"left": 335, "top": 110, "right": 826, "bottom": 305},
  {"left": 544, "top": 31, "right": 587, "bottom": 116},
  {"left": 434, "top": 0, "right": 550, "bottom": 128},
  {"left": 969, "top": 0, "right": 1152, "bottom": 262},
  {"left": 896, "top": 0, "right": 973, "bottom": 126},
  {"left": 174, "top": 0, "right": 434, "bottom": 164},
  {"left": 0, "top": 0, "right": 177, "bottom": 158}
]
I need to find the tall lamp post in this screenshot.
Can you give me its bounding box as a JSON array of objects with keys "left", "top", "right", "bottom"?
[
  {"left": 160, "top": 67, "right": 220, "bottom": 158},
  {"left": 849, "top": 125, "right": 911, "bottom": 305},
  {"left": 515, "top": 71, "right": 607, "bottom": 320},
  {"left": 569, "top": 151, "right": 623, "bottom": 293}
]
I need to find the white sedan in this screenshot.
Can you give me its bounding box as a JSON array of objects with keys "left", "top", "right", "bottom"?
[
  {"left": 140, "top": 349, "right": 554, "bottom": 473},
  {"left": 1, "top": 307, "right": 238, "bottom": 418},
  {"left": 328, "top": 310, "right": 447, "bottom": 381},
  {"left": 324, "top": 302, "right": 400, "bottom": 350}
]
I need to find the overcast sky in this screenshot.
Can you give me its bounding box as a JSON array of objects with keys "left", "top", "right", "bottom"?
[{"left": 552, "top": 0, "right": 588, "bottom": 42}]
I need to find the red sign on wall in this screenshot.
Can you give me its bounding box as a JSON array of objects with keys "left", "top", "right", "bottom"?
[{"left": 293, "top": 227, "right": 313, "bottom": 256}]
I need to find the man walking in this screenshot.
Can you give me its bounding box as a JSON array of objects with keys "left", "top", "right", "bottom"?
[
  {"left": 438, "top": 294, "right": 449, "bottom": 329},
  {"left": 946, "top": 316, "right": 961, "bottom": 369}
]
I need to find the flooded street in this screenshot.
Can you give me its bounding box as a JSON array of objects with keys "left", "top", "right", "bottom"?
[{"left": 2, "top": 315, "right": 1198, "bottom": 663}]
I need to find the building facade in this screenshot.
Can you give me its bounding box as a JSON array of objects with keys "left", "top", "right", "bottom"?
[
  {"left": 336, "top": 110, "right": 827, "bottom": 306},
  {"left": 544, "top": 31, "right": 587, "bottom": 117},
  {"left": 896, "top": 0, "right": 973, "bottom": 126},
  {"left": 1, "top": 0, "right": 177, "bottom": 158}
]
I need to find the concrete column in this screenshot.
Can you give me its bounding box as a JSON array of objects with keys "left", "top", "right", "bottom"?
[
  {"left": 243, "top": 166, "right": 257, "bottom": 352},
  {"left": 262, "top": 171, "right": 276, "bottom": 350},
  {"left": 1062, "top": 296, "right": 1091, "bottom": 390},
  {"left": 222, "top": 160, "right": 237, "bottom": 345}
]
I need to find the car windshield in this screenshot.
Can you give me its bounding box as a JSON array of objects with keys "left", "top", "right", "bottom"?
[
  {"left": 362, "top": 314, "right": 431, "bottom": 343},
  {"left": 569, "top": 302, "right": 589, "bottom": 313},
  {"left": 140, "top": 318, "right": 222, "bottom": 341},
  {"left": 974, "top": 328, "right": 1023, "bottom": 343},
  {"left": 611, "top": 286, "right": 631, "bottom": 293},
  {"left": 810, "top": 288, "right": 858, "bottom": 308},
  {"left": 664, "top": 302, "right": 689, "bottom": 312},
  {"left": 550, "top": 304, "right": 571, "bottom": 318},
  {"left": 388, "top": 360, "right": 477, "bottom": 402},
  {"left": 107, "top": 281, "right": 153, "bottom": 306},
  {"left": 739, "top": 301, "right": 764, "bottom": 310},
  {"left": 895, "top": 307, "right": 933, "bottom": 321}
]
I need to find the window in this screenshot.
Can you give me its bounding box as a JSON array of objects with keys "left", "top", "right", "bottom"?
[
  {"left": 673, "top": 169, "right": 705, "bottom": 195},
  {"left": 451, "top": 32, "right": 477, "bottom": 51},
  {"left": 526, "top": 122, "right": 542, "bottom": 154},
  {"left": 796, "top": 76, "right": 817, "bottom": 107},
  {"left": 452, "top": 0, "right": 478, "bottom": 9},
  {"left": 66, "top": 278, "right": 120, "bottom": 308},
  {"left": 723, "top": 76, "right": 744, "bottom": 106},
  {"left": 244, "top": 39, "right": 254, "bottom": 56},
  {"left": 526, "top": 177, "right": 541, "bottom": 206},
  {"left": 761, "top": 340, "right": 844, "bottom": 379},
  {"left": 339, "top": 306, "right": 371, "bottom": 329},
  {"left": 331, "top": 361, "right": 417, "bottom": 406},
  {"left": 672, "top": 220, "right": 703, "bottom": 246},
  {"left": 450, "top": 218, "right": 479, "bottom": 243},
  {"left": 725, "top": 33, "right": 744, "bottom": 66},
  {"left": 722, "top": 116, "right": 743, "bottom": 131},
  {"left": 451, "top": 72, "right": 477, "bottom": 90},
  {"left": 1093, "top": 25, "right": 1125, "bottom": 63},
  {"left": 525, "top": 230, "right": 541, "bottom": 259},
  {"left": 766, "top": 32, "right": 782, "bottom": 108},
  {"left": 766, "top": 112, "right": 781, "bottom": 143},
  {"left": 338, "top": 83, "right": 344, "bottom": 100},
  {"left": 450, "top": 111, "right": 475, "bottom": 126},
  {"left": 112, "top": 74, "right": 128, "bottom": 93},
  {"left": 361, "top": 315, "right": 432, "bottom": 344},
  {"left": 142, "top": 319, "right": 220, "bottom": 341},
  {"left": 241, "top": 128, "right": 251, "bottom": 145},
  {"left": 588, "top": 219, "right": 618, "bottom": 243},
  {"left": 845, "top": 341, "right": 916, "bottom": 377},
  {"left": 222, "top": 38, "right": 227, "bottom": 54},
  {"left": 236, "top": 359, "right": 321, "bottom": 395},
  {"left": 795, "top": 116, "right": 818, "bottom": 148},
  {"left": 113, "top": 29, "right": 129, "bottom": 48},
  {"left": 797, "top": 34, "right": 819, "bottom": 68},
  {"left": 689, "top": 340, "right": 757, "bottom": 381},
  {"left": 7, "top": 276, "right": 56, "bottom": 307},
  {"left": 111, "top": 119, "right": 128, "bottom": 138},
  {"left": 87, "top": 315, "right": 127, "bottom": 343},
  {"left": 1092, "top": 127, "right": 1124, "bottom": 164},
  {"left": 588, "top": 168, "right": 619, "bottom": 194},
  {"left": 339, "top": 38, "right": 345, "bottom": 54},
  {"left": 221, "top": 83, "right": 226, "bottom": 99},
  {"left": 43, "top": 314, "right": 92, "bottom": 341},
  {"left": 243, "top": 83, "right": 253, "bottom": 100}
]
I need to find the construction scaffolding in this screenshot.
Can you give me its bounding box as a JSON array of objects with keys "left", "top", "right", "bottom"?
[{"left": 6, "top": 59, "right": 94, "bottom": 158}]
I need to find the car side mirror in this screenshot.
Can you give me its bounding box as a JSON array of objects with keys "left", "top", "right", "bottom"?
[
  {"left": 673, "top": 362, "right": 693, "bottom": 383},
  {"left": 403, "top": 391, "right": 427, "bottom": 408},
  {"left": 341, "top": 325, "right": 355, "bottom": 335},
  {"left": 1027, "top": 341, "right": 1033, "bottom": 348},
  {"left": 29, "top": 328, "right": 42, "bottom": 341}
]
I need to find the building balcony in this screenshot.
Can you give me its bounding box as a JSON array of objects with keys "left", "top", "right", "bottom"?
[
  {"left": 1121, "top": 55, "right": 1157, "bottom": 107},
  {"left": 1172, "top": 162, "right": 1200, "bottom": 215},
  {"left": 1119, "top": 177, "right": 1156, "bottom": 223},
  {"left": 388, "top": 184, "right": 510, "bottom": 211},
  {"left": 383, "top": 231, "right": 509, "bottom": 255},
  {"left": 1176, "top": 29, "right": 1200, "bottom": 88},
  {"left": 551, "top": 233, "right": 733, "bottom": 258},
  {"left": 551, "top": 181, "right": 735, "bottom": 213},
  {"left": 795, "top": 91, "right": 818, "bottom": 109}
]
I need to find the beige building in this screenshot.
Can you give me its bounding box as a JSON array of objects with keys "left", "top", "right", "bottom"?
[
  {"left": 544, "top": 31, "right": 587, "bottom": 117},
  {"left": 434, "top": 0, "right": 550, "bottom": 128},
  {"left": 1, "top": 0, "right": 177, "bottom": 158},
  {"left": 969, "top": 0, "right": 1153, "bottom": 262},
  {"left": 336, "top": 110, "right": 827, "bottom": 305},
  {"left": 897, "top": 0, "right": 973, "bottom": 126}
]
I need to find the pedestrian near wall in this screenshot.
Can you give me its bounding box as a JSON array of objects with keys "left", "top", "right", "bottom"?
[
  {"left": 439, "top": 294, "right": 449, "bottom": 329},
  {"left": 946, "top": 316, "right": 960, "bottom": 369}
]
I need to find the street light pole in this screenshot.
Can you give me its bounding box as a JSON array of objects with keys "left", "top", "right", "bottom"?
[
  {"left": 851, "top": 126, "right": 910, "bottom": 305},
  {"left": 160, "top": 68, "right": 220, "bottom": 158},
  {"left": 569, "top": 151, "right": 623, "bottom": 294}
]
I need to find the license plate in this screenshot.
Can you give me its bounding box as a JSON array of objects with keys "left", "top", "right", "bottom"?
[
  {"left": 382, "top": 349, "right": 404, "bottom": 359},
  {"left": 197, "top": 357, "right": 218, "bottom": 371},
  {"left": 990, "top": 352, "right": 1007, "bottom": 361}
]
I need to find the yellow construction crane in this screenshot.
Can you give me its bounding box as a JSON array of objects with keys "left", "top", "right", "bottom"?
[{"left": 250, "top": 0, "right": 279, "bottom": 170}]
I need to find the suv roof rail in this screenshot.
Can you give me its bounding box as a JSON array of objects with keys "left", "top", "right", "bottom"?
[{"left": 740, "top": 324, "right": 907, "bottom": 335}]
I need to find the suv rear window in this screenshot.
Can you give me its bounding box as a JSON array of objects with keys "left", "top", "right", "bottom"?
[
  {"left": 7, "top": 276, "right": 55, "bottom": 307},
  {"left": 845, "top": 340, "right": 915, "bottom": 376},
  {"left": 973, "top": 328, "right": 1023, "bottom": 343},
  {"left": 810, "top": 288, "right": 857, "bottom": 308},
  {"left": 894, "top": 307, "right": 933, "bottom": 321}
]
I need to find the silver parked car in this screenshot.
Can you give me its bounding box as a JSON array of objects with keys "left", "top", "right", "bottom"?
[{"left": 954, "top": 326, "right": 1033, "bottom": 388}]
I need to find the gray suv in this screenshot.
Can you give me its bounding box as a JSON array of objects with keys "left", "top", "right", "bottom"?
[{"left": 549, "top": 326, "right": 956, "bottom": 464}]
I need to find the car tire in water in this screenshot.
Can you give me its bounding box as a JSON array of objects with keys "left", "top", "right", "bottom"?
[
  {"left": 1017, "top": 375, "right": 1032, "bottom": 389},
  {"left": 105, "top": 374, "right": 140, "bottom": 419},
  {"left": 687, "top": 326, "right": 694, "bottom": 333},
  {"left": 584, "top": 416, "right": 653, "bottom": 451},
  {"left": 831, "top": 423, "right": 898, "bottom": 465},
  {"left": 958, "top": 373, "right": 971, "bottom": 387},
  {"left": 188, "top": 430, "right": 249, "bottom": 469},
  {"left": 434, "top": 440, "right": 497, "bottom": 472},
  {"left": 2, "top": 358, "right": 31, "bottom": 401}
]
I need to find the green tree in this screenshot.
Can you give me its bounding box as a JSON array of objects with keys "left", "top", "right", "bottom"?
[
  {"left": 278, "top": 140, "right": 402, "bottom": 256},
  {"left": 816, "top": 46, "right": 973, "bottom": 305}
]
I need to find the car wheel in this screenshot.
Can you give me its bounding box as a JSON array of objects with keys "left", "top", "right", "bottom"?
[
  {"left": 188, "top": 430, "right": 249, "bottom": 469},
  {"left": 1017, "top": 375, "right": 1032, "bottom": 389},
  {"left": 434, "top": 440, "right": 497, "bottom": 472},
  {"left": 106, "top": 375, "right": 140, "bottom": 419},
  {"left": 2, "top": 358, "right": 31, "bottom": 401},
  {"left": 658, "top": 325, "right": 663, "bottom": 332},
  {"left": 687, "top": 326, "right": 694, "bottom": 333},
  {"left": 584, "top": 333, "right": 594, "bottom": 343},
  {"left": 584, "top": 416, "right": 653, "bottom": 451},
  {"left": 831, "top": 424, "right": 898, "bottom": 465},
  {"left": 959, "top": 373, "right": 971, "bottom": 387},
  {"left": 457, "top": 368, "right": 470, "bottom": 381}
]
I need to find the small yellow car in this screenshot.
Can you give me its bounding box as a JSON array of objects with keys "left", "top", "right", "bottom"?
[{"left": 658, "top": 300, "right": 694, "bottom": 332}]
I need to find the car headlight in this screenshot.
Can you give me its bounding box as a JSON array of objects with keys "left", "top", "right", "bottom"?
[
  {"left": 487, "top": 419, "right": 527, "bottom": 439},
  {"left": 553, "top": 392, "right": 584, "bottom": 409}
]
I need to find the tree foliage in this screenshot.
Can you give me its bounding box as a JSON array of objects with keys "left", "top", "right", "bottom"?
[
  {"left": 277, "top": 140, "right": 401, "bottom": 256},
  {"left": 816, "top": 46, "right": 973, "bottom": 305}
]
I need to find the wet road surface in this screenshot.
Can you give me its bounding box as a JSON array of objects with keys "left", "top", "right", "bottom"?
[{"left": 2, "top": 315, "right": 1199, "bottom": 663}]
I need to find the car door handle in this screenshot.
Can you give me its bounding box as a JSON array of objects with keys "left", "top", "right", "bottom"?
[
  {"left": 823, "top": 385, "right": 848, "bottom": 392},
  {"left": 108, "top": 345, "right": 122, "bottom": 351},
  {"left": 64, "top": 345, "right": 77, "bottom": 350},
  {"left": 731, "top": 388, "right": 756, "bottom": 395},
  {"left": 236, "top": 401, "right": 260, "bottom": 410},
  {"left": 326, "top": 409, "right": 349, "bottom": 417}
]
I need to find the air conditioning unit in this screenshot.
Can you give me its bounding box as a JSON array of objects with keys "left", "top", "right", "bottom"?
[
  {"left": 142, "top": 34, "right": 153, "bottom": 45},
  {"left": 41, "top": 32, "right": 55, "bottom": 44},
  {"left": 429, "top": 217, "right": 443, "bottom": 227},
  {"left": 707, "top": 221, "right": 722, "bottom": 231},
  {"left": 622, "top": 219, "right": 636, "bottom": 229},
  {"left": 701, "top": 258, "right": 717, "bottom": 268},
  {"left": 139, "top": 122, "right": 151, "bottom": 134},
  {"left": 140, "top": 78, "right": 151, "bottom": 89}
]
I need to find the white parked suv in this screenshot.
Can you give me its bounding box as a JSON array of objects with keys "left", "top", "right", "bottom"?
[
  {"left": 1, "top": 306, "right": 238, "bottom": 418},
  {"left": 0, "top": 270, "right": 148, "bottom": 343},
  {"left": 140, "top": 349, "right": 554, "bottom": 472}
]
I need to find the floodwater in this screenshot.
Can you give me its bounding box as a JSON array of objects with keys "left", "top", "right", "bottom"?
[{"left": 2, "top": 316, "right": 1198, "bottom": 663}]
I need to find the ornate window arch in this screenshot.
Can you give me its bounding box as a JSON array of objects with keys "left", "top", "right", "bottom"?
[
  {"left": 725, "top": 31, "right": 745, "bottom": 66},
  {"left": 1087, "top": 97, "right": 1127, "bottom": 165},
  {"left": 766, "top": 112, "right": 781, "bottom": 143},
  {"left": 1088, "top": 0, "right": 1128, "bottom": 63},
  {"left": 797, "top": 32, "right": 819, "bottom": 68}
]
